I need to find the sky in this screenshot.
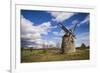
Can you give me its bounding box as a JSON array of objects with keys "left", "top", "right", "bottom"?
[{"left": 21, "top": 9, "right": 90, "bottom": 48}]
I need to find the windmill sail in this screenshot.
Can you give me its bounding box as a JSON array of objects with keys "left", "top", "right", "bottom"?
[
  {"left": 58, "top": 23, "right": 75, "bottom": 37},
  {"left": 72, "top": 23, "right": 78, "bottom": 33},
  {"left": 58, "top": 23, "right": 69, "bottom": 33}
]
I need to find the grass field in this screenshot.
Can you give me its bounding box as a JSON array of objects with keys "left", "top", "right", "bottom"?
[{"left": 21, "top": 48, "right": 89, "bottom": 63}]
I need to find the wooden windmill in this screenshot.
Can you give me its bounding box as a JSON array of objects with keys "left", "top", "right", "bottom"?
[{"left": 58, "top": 23, "right": 78, "bottom": 54}]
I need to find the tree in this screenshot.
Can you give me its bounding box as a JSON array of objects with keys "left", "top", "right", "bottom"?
[
  {"left": 80, "top": 43, "right": 86, "bottom": 49},
  {"left": 21, "top": 47, "right": 25, "bottom": 51},
  {"left": 30, "top": 47, "right": 33, "bottom": 52}
]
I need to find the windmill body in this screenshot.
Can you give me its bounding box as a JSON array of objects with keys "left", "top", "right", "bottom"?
[
  {"left": 58, "top": 23, "right": 77, "bottom": 54},
  {"left": 61, "top": 33, "right": 75, "bottom": 53}
]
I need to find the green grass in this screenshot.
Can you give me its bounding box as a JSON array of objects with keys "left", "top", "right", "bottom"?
[{"left": 21, "top": 48, "right": 89, "bottom": 63}]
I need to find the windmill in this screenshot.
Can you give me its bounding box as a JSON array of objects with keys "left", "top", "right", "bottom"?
[{"left": 58, "top": 22, "right": 78, "bottom": 54}]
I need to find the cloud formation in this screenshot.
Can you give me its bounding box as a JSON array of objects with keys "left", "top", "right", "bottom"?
[
  {"left": 78, "top": 15, "right": 89, "bottom": 27},
  {"left": 69, "top": 15, "right": 89, "bottom": 32},
  {"left": 21, "top": 15, "right": 52, "bottom": 39},
  {"left": 21, "top": 15, "right": 56, "bottom": 48},
  {"left": 53, "top": 30, "right": 65, "bottom": 37},
  {"left": 48, "top": 12, "right": 75, "bottom": 22},
  {"left": 71, "top": 15, "right": 90, "bottom": 28}
]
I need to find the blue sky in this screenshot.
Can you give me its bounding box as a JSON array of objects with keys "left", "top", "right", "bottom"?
[{"left": 21, "top": 10, "right": 90, "bottom": 48}]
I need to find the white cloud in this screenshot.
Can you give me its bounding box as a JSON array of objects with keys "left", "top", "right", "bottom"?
[
  {"left": 53, "top": 32, "right": 59, "bottom": 36},
  {"left": 69, "top": 15, "right": 89, "bottom": 31},
  {"left": 53, "top": 30, "right": 65, "bottom": 37},
  {"left": 50, "top": 25, "right": 57, "bottom": 29},
  {"left": 69, "top": 20, "right": 79, "bottom": 31},
  {"left": 48, "top": 12, "right": 75, "bottom": 22},
  {"left": 21, "top": 15, "right": 57, "bottom": 48},
  {"left": 78, "top": 15, "right": 89, "bottom": 27},
  {"left": 21, "top": 15, "right": 52, "bottom": 39}
]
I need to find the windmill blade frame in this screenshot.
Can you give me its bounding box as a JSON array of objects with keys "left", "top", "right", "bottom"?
[
  {"left": 58, "top": 23, "right": 76, "bottom": 38},
  {"left": 72, "top": 23, "right": 78, "bottom": 33},
  {"left": 58, "top": 23, "right": 69, "bottom": 33}
]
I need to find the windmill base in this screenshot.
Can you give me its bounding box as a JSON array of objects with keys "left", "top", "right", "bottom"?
[{"left": 61, "top": 34, "right": 76, "bottom": 54}]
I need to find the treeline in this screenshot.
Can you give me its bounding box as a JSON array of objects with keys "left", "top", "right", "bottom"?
[
  {"left": 21, "top": 43, "right": 89, "bottom": 51},
  {"left": 76, "top": 43, "right": 89, "bottom": 50},
  {"left": 21, "top": 47, "right": 60, "bottom": 51}
]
